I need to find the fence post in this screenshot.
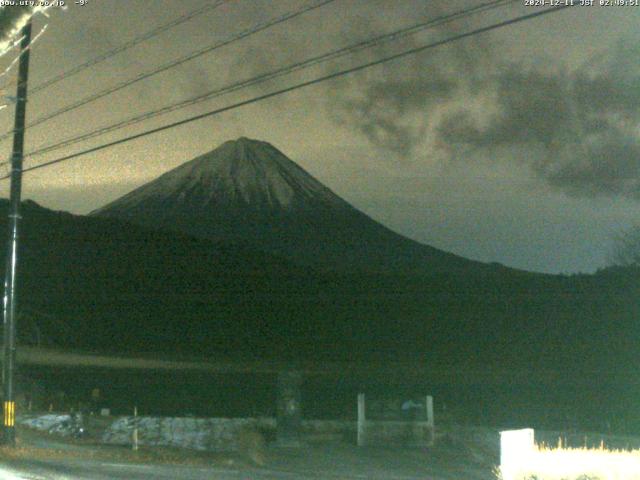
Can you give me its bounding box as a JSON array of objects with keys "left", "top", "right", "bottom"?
[
  {"left": 357, "top": 393, "right": 366, "bottom": 446},
  {"left": 276, "top": 369, "right": 302, "bottom": 447},
  {"left": 132, "top": 406, "right": 138, "bottom": 451},
  {"left": 425, "top": 395, "right": 434, "bottom": 445}
]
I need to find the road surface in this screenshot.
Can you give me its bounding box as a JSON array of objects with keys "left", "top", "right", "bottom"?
[{"left": 0, "top": 441, "right": 496, "bottom": 479}]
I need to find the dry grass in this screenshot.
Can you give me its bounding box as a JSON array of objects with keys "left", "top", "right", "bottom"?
[
  {"left": 499, "top": 441, "right": 640, "bottom": 480},
  {"left": 237, "top": 429, "right": 267, "bottom": 466}
]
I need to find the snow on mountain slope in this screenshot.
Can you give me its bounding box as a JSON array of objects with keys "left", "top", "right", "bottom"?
[
  {"left": 93, "top": 137, "right": 348, "bottom": 215},
  {"left": 92, "top": 138, "right": 490, "bottom": 273}
]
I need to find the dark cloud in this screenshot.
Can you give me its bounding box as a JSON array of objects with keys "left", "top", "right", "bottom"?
[
  {"left": 541, "top": 130, "right": 640, "bottom": 198},
  {"left": 326, "top": 40, "right": 473, "bottom": 158},
  {"left": 336, "top": 75, "right": 456, "bottom": 157},
  {"left": 328, "top": 14, "right": 640, "bottom": 200},
  {"left": 325, "top": 1, "right": 495, "bottom": 159},
  {"left": 441, "top": 67, "right": 575, "bottom": 148},
  {"left": 573, "top": 43, "right": 640, "bottom": 120},
  {"left": 225, "top": 45, "right": 280, "bottom": 96},
  {"left": 441, "top": 41, "right": 640, "bottom": 199}
]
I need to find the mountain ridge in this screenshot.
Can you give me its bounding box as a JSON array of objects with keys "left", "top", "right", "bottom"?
[
  {"left": 92, "top": 138, "right": 349, "bottom": 214},
  {"left": 92, "top": 137, "right": 499, "bottom": 274}
]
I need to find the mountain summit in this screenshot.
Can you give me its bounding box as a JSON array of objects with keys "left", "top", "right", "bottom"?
[
  {"left": 94, "top": 137, "right": 348, "bottom": 215},
  {"left": 92, "top": 137, "right": 485, "bottom": 273}
]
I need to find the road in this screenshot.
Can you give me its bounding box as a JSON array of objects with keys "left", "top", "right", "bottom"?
[
  {"left": 0, "top": 460, "right": 343, "bottom": 480},
  {"left": 1, "top": 420, "right": 499, "bottom": 480},
  {"left": 0, "top": 441, "right": 496, "bottom": 480},
  {"left": 0, "top": 459, "right": 490, "bottom": 480}
]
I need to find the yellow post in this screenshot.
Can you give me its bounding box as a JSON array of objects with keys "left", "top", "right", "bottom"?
[{"left": 3, "top": 401, "right": 15, "bottom": 427}]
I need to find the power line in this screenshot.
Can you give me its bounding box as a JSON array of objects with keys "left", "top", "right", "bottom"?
[
  {"left": 25, "top": 0, "right": 516, "bottom": 159},
  {"left": 35, "top": 1, "right": 232, "bottom": 95},
  {"left": 0, "top": 1, "right": 231, "bottom": 95},
  {"left": 1, "top": 5, "right": 573, "bottom": 180},
  {"left": 14, "top": 4, "right": 571, "bottom": 176},
  {"left": 0, "top": 0, "right": 336, "bottom": 144}
]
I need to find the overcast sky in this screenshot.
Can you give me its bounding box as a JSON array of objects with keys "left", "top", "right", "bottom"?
[{"left": 0, "top": 0, "right": 637, "bottom": 274}]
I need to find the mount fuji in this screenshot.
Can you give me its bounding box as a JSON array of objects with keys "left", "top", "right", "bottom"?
[{"left": 91, "top": 137, "right": 493, "bottom": 273}]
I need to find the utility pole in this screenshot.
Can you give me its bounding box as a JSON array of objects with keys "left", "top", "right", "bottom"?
[{"left": 2, "top": 20, "right": 32, "bottom": 446}]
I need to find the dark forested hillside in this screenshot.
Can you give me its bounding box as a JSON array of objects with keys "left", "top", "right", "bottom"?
[{"left": 1, "top": 200, "right": 637, "bottom": 385}]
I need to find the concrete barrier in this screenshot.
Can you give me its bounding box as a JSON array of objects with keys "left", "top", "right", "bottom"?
[{"left": 19, "top": 413, "right": 357, "bottom": 452}]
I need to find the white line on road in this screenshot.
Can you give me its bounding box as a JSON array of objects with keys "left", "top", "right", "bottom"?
[{"left": 0, "top": 464, "right": 64, "bottom": 480}]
